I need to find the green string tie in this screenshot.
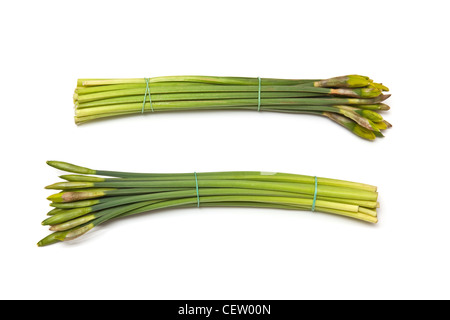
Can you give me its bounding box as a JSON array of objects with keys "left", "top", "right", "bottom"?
[
  {"left": 257, "top": 77, "right": 262, "bottom": 111},
  {"left": 194, "top": 172, "right": 200, "bottom": 207},
  {"left": 141, "top": 78, "right": 154, "bottom": 113},
  {"left": 311, "top": 176, "right": 318, "bottom": 212}
]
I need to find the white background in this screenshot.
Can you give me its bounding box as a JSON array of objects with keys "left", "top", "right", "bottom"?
[{"left": 1, "top": 0, "right": 449, "bottom": 300}]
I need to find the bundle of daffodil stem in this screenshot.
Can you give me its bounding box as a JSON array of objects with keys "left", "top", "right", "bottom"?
[
  {"left": 74, "top": 75, "right": 391, "bottom": 140},
  {"left": 38, "top": 161, "right": 380, "bottom": 246}
]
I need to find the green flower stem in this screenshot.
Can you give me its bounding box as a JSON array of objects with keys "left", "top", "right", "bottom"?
[
  {"left": 75, "top": 84, "right": 330, "bottom": 103},
  {"left": 50, "top": 190, "right": 378, "bottom": 210},
  {"left": 75, "top": 84, "right": 380, "bottom": 105},
  {"left": 58, "top": 171, "right": 376, "bottom": 192},
  {"left": 48, "top": 161, "right": 377, "bottom": 191},
  {"left": 76, "top": 91, "right": 328, "bottom": 107},
  {"left": 47, "top": 187, "right": 188, "bottom": 203},
  {"left": 46, "top": 179, "right": 377, "bottom": 201},
  {"left": 77, "top": 75, "right": 317, "bottom": 87},
  {"left": 75, "top": 95, "right": 389, "bottom": 118},
  {"left": 102, "top": 196, "right": 378, "bottom": 225}
]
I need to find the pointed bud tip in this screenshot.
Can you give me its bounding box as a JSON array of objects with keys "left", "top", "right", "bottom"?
[
  {"left": 36, "top": 231, "right": 67, "bottom": 247},
  {"left": 353, "top": 126, "right": 376, "bottom": 141},
  {"left": 47, "top": 193, "right": 63, "bottom": 202},
  {"left": 360, "top": 87, "right": 382, "bottom": 98},
  {"left": 46, "top": 161, "right": 96, "bottom": 175}
]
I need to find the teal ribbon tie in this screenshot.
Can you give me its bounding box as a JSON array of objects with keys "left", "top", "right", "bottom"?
[
  {"left": 257, "top": 77, "right": 262, "bottom": 111},
  {"left": 194, "top": 172, "right": 200, "bottom": 207},
  {"left": 141, "top": 78, "right": 154, "bottom": 113},
  {"left": 311, "top": 176, "right": 318, "bottom": 212}
]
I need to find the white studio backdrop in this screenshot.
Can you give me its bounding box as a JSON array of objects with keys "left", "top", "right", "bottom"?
[{"left": 0, "top": 0, "right": 449, "bottom": 299}]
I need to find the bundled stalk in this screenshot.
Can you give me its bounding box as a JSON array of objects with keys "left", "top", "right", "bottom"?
[
  {"left": 74, "top": 75, "right": 391, "bottom": 140},
  {"left": 38, "top": 161, "right": 380, "bottom": 246}
]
